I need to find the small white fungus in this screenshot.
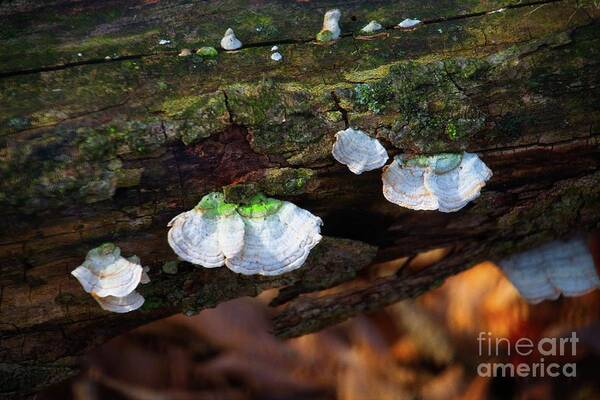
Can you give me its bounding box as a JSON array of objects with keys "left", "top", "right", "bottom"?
[
  {"left": 398, "top": 18, "right": 421, "bottom": 29},
  {"left": 361, "top": 20, "right": 383, "bottom": 34}
]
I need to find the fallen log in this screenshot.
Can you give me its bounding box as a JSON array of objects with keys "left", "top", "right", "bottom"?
[{"left": 1, "top": 0, "right": 600, "bottom": 397}]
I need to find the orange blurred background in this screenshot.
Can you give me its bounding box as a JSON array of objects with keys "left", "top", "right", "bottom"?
[{"left": 39, "top": 260, "right": 600, "bottom": 400}]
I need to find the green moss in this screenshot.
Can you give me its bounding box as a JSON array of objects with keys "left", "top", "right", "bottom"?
[
  {"left": 325, "top": 111, "right": 343, "bottom": 123},
  {"left": 344, "top": 64, "right": 395, "bottom": 83},
  {"left": 403, "top": 153, "right": 462, "bottom": 173},
  {"left": 0, "top": 111, "right": 187, "bottom": 208},
  {"left": 115, "top": 168, "right": 144, "bottom": 188},
  {"left": 195, "top": 192, "right": 238, "bottom": 217},
  {"left": 498, "top": 172, "right": 600, "bottom": 238},
  {"left": 162, "top": 260, "right": 179, "bottom": 274},
  {"left": 250, "top": 115, "right": 328, "bottom": 156},
  {"left": 88, "top": 242, "right": 119, "bottom": 258},
  {"left": 160, "top": 93, "right": 229, "bottom": 145},
  {"left": 353, "top": 83, "right": 389, "bottom": 114},
  {"left": 237, "top": 194, "right": 282, "bottom": 218},
  {"left": 353, "top": 60, "right": 487, "bottom": 152},
  {"left": 260, "top": 168, "right": 315, "bottom": 196},
  {"left": 196, "top": 46, "right": 218, "bottom": 58},
  {"left": 443, "top": 58, "right": 488, "bottom": 82},
  {"left": 236, "top": 12, "right": 278, "bottom": 38},
  {"left": 446, "top": 122, "right": 458, "bottom": 140},
  {"left": 223, "top": 168, "right": 315, "bottom": 203},
  {"left": 197, "top": 192, "right": 224, "bottom": 209},
  {"left": 0, "top": 120, "right": 161, "bottom": 210},
  {"left": 7, "top": 116, "right": 32, "bottom": 131},
  {"left": 128, "top": 122, "right": 162, "bottom": 152},
  {"left": 225, "top": 81, "right": 336, "bottom": 165},
  {"left": 223, "top": 183, "right": 259, "bottom": 204},
  {"left": 316, "top": 30, "right": 335, "bottom": 42},
  {"left": 78, "top": 122, "right": 163, "bottom": 159},
  {"left": 224, "top": 81, "right": 284, "bottom": 126},
  {"left": 65, "top": 29, "right": 161, "bottom": 54},
  {"left": 78, "top": 128, "right": 116, "bottom": 160}
]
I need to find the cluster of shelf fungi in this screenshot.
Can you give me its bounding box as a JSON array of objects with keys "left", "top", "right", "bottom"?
[{"left": 71, "top": 126, "right": 599, "bottom": 313}]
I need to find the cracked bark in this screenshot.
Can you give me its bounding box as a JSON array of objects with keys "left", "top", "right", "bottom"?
[{"left": 1, "top": 0, "right": 600, "bottom": 398}]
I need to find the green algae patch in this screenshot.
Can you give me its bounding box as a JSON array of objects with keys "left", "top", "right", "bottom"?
[
  {"left": 353, "top": 82, "right": 390, "bottom": 114},
  {"left": 223, "top": 183, "right": 259, "bottom": 204},
  {"left": 160, "top": 92, "right": 230, "bottom": 145},
  {"left": 224, "top": 81, "right": 285, "bottom": 126},
  {"left": 316, "top": 30, "right": 335, "bottom": 42},
  {"left": 403, "top": 153, "right": 462, "bottom": 174},
  {"left": 237, "top": 194, "right": 282, "bottom": 218},
  {"left": 92, "top": 242, "right": 119, "bottom": 257},
  {"left": 1, "top": 123, "right": 153, "bottom": 211},
  {"left": 344, "top": 63, "right": 395, "bottom": 83},
  {"left": 196, "top": 46, "right": 218, "bottom": 58},
  {"left": 225, "top": 81, "right": 340, "bottom": 165},
  {"left": 195, "top": 192, "right": 238, "bottom": 218},
  {"left": 498, "top": 172, "right": 600, "bottom": 239},
  {"left": 235, "top": 12, "right": 278, "bottom": 39},
  {"left": 345, "top": 59, "right": 488, "bottom": 152},
  {"left": 261, "top": 168, "right": 315, "bottom": 196},
  {"left": 260, "top": 118, "right": 330, "bottom": 160},
  {"left": 223, "top": 168, "right": 316, "bottom": 204}
]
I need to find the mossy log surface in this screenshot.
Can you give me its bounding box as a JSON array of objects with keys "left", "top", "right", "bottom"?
[{"left": 1, "top": 0, "right": 600, "bottom": 397}]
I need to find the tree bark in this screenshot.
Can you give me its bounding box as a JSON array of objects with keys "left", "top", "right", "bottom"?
[{"left": 1, "top": 0, "right": 600, "bottom": 397}]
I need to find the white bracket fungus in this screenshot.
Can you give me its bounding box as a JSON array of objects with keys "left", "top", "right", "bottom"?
[
  {"left": 316, "top": 9, "right": 341, "bottom": 41},
  {"left": 94, "top": 291, "right": 145, "bottom": 313},
  {"left": 397, "top": 18, "right": 422, "bottom": 29},
  {"left": 270, "top": 45, "right": 282, "bottom": 61},
  {"left": 361, "top": 20, "right": 383, "bottom": 34},
  {"left": 167, "top": 192, "right": 322, "bottom": 276},
  {"left": 227, "top": 195, "right": 322, "bottom": 276},
  {"left": 168, "top": 192, "right": 245, "bottom": 268},
  {"left": 71, "top": 243, "right": 149, "bottom": 313},
  {"left": 220, "top": 28, "right": 242, "bottom": 50},
  {"left": 499, "top": 237, "right": 600, "bottom": 304},
  {"left": 331, "top": 127, "right": 389, "bottom": 174},
  {"left": 382, "top": 152, "right": 492, "bottom": 212},
  {"left": 488, "top": 8, "right": 506, "bottom": 15}
]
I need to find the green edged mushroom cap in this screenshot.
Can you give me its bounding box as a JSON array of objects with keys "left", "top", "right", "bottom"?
[
  {"left": 402, "top": 153, "right": 463, "bottom": 174},
  {"left": 87, "top": 242, "right": 120, "bottom": 260}
]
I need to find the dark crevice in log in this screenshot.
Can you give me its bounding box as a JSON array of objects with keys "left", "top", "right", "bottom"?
[{"left": 330, "top": 91, "right": 349, "bottom": 129}]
